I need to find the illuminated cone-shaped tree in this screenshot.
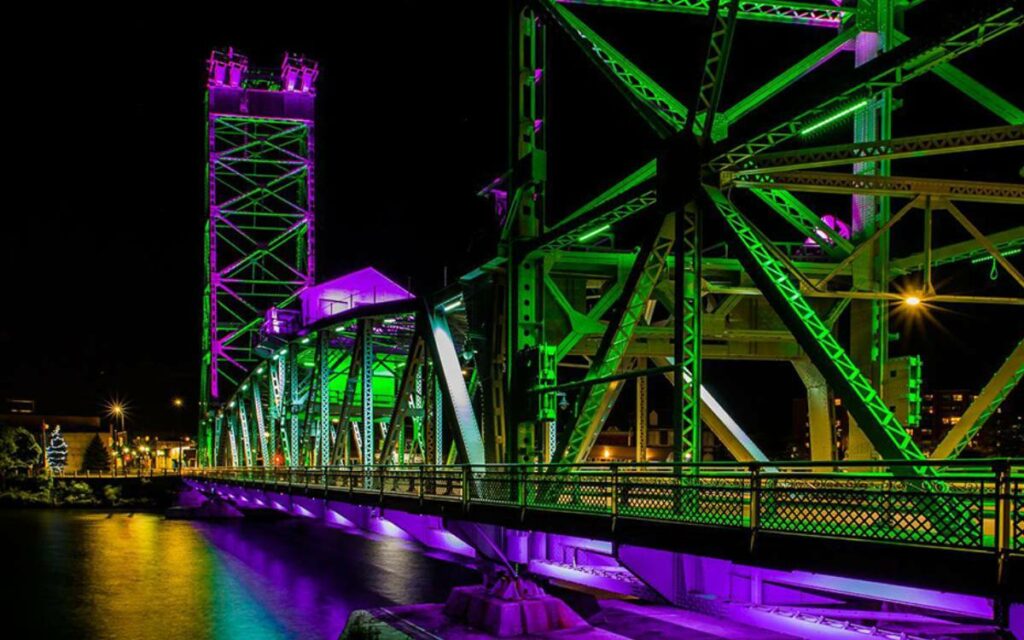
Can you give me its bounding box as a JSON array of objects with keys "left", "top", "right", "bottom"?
[{"left": 46, "top": 426, "right": 68, "bottom": 473}]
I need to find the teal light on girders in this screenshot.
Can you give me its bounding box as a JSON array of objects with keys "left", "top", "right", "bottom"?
[
  {"left": 801, "top": 99, "right": 869, "bottom": 136},
  {"left": 442, "top": 298, "right": 463, "bottom": 313},
  {"left": 578, "top": 224, "right": 611, "bottom": 242}
]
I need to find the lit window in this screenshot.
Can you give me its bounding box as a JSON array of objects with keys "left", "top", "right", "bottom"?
[{"left": 953, "top": 394, "right": 963, "bottom": 402}]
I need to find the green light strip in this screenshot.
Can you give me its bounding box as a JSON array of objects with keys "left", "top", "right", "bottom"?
[
  {"left": 971, "top": 247, "right": 1021, "bottom": 263},
  {"left": 578, "top": 224, "right": 612, "bottom": 242},
  {"left": 801, "top": 99, "right": 869, "bottom": 135}
]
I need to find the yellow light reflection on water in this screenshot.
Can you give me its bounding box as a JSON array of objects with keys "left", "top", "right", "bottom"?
[{"left": 80, "top": 513, "right": 212, "bottom": 640}]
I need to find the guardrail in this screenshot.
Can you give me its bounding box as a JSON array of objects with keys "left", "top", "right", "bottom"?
[
  {"left": 187, "top": 459, "right": 1024, "bottom": 555},
  {"left": 47, "top": 469, "right": 185, "bottom": 479}
]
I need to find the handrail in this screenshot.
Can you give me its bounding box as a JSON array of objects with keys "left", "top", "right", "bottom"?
[{"left": 186, "top": 460, "right": 1024, "bottom": 556}]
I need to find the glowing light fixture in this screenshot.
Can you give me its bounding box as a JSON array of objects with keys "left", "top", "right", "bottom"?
[
  {"left": 442, "top": 298, "right": 463, "bottom": 313},
  {"left": 578, "top": 224, "right": 611, "bottom": 243},
  {"left": 903, "top": 295, "right": 922, "bottom": 307},
  {"left": 801, "top": 99, "right": 869, "bottom": 136}
]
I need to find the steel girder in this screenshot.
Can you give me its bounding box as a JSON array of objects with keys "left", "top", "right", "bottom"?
[
  {"left": 287, "top": 344, "right": 300, "bottom": 466},
  {"left": 528, "top": 161, "right": 657, "bottom": 255},
  {"left": 362, "top": 320, "right": 375, "bottom": 467},
  {"left": 555, "top": 214, "right": 674, "bottom": 465},
  {"left": 424, "top": 309, "right": 487, "bottom": 466},
  {"left": 237, "top": 400, "right": 253, "bottom": 467},
  {"left": 749, "top": 189, "right": 853, "bottom": 258},
  {"left": 687, "top": 0, "right": 740, "bottom": 145},
  {"left": 318, "top": 330, "right": 331, "bottom": 465},
  {"left": 890, "top": 226, "right": 1024, "bottom": 275},
  {"left": 556, "top": 0, "right": 847, "bottom": 26},
  {"left": 379, "top": 333, "right": 426, "bottom": 463},
  {"left": 724, "top": 31, "right": 853, "bottom": 126},
  {"left": 534, "top": 0, "right": 689, "bottom": 138},
  {"left": 931, "top": 338, "right": 1024, "bottom": 460},
  {"left": 730, "top": 172, "right": 1024, "bottom": 205},
  {"left": 711, "top": 0, "right": 1023, "bottom": 171},
  {"left": 930, "top": 63, "right": 1024, "bottom": 125},
  {"left": 705, "top": 185, "right": 931, "bottom": 474},
  {"left": 649, "top": 355, "right": 769, "bottom": 462},
  {"left": 251, "top": 378, "right": 270, "bottom": 465},
  {"left": 728, "top": 126, "right": 1024, "bottom": 176},
  {"left": 676, "top": 203, "right": 703, "bottom": 462},
  {"left": 331, "top": 326, "right": 364, "bottom": 464}
]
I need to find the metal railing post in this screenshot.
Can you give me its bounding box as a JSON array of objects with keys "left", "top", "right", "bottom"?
[
  {"left": 749, "top": 464, "right": 761, "bottom": 552},
  {"left": 993, "top": 460, "right": 1010, "bottom": 629},
  {"left": 462, "top": 465, "right": 471, "bottom": 507},
  {"left": 611, "top": 464, "right": 619, "bottom": 518},
  {"left": 418, "top": 465, "right": 425, "bottom": 501},
  {"left": 518, "top": 465, "right": 526, "bottom": 509}
]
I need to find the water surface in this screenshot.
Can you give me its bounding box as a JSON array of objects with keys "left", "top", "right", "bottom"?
[{"left": 4, "top": 509, "right": 479, "bottom": 639}]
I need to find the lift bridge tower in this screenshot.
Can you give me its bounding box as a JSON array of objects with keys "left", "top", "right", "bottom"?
[{"left": 199, "top": 48, "right": 319, "bottom": 465}]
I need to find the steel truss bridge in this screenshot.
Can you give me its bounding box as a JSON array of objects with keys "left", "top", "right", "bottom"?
[{"left": 196, "top": 0, "right": 1024, "bottom": 632}]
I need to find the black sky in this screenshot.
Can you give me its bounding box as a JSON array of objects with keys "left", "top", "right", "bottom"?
[{"left": 3, "top": 4, "right": 1021, "bottom": 450}]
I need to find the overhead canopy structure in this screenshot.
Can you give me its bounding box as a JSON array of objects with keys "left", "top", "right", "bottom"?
[{"left": 300, "top": 267, "right": 415, "bottom": 326}]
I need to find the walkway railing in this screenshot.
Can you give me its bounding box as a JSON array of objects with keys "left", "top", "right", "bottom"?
[
  {"left": 47, "top": 469, "right": 184, "bottom": 479},
  {"left": 187, "top": 459, "right": 1024, "bottom": 555}
]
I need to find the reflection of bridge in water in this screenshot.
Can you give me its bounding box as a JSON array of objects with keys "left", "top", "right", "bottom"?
[
  {"left": 195, "top": 0, "right": 1024, "bottom": 635},
  {"left": 189, "top": 458, "right": 1024, "bottom": 637}
]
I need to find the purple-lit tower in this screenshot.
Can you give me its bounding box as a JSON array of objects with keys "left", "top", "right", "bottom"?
[{"left": 200, "top": 48, "right": 318, "bottom": 461}]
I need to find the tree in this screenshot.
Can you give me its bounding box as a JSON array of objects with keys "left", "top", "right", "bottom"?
[
  {"left": 82, "top": 435, "right": 111, "bottom": 473},
  {"left": 46, "top": 426, "right": 69, "bottom": 473},
  {"left": 0, "top": 426, "right": 42, "bottom": 477}
]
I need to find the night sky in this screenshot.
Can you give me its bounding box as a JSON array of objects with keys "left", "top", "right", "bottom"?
[{"left": 4, "top": 4, "right": 1021, "bottom": 450}]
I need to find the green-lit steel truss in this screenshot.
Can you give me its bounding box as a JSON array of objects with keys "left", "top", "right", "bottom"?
[{"left": 201, "top": 4, "right": 1023, "bottom": 490}]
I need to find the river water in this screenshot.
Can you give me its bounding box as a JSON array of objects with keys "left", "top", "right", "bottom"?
[{"left": 4, "top": 509, "right": 480, "bottom": 640}]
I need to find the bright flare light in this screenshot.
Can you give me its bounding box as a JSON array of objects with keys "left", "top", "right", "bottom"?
[{"left": 904, "top": 295, "right": 922, "bottom": 307}]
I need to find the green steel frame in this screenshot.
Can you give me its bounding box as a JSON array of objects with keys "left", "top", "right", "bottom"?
[{"left": 200, "top": 2, "right": 1023, "bottom": 495}]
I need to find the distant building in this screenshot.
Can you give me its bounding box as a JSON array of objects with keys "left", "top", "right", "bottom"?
[
  {"left": 917, "top": 389, "right": 975, "bottom": 452},
  {"left": 589, "top": 410, "right": 718, "bottom": 462},
  {"left": 153, "top": 438, "right": 197, "bottom": 471},
  {"left": 1, "top": 400, "right": 112, "bottom": 472},
  {"left": 790, "top": 388, "right": 990, "bottom": 458}
]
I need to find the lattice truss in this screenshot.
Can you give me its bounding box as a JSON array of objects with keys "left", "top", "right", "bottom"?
[
  {"left": 205, "top": 117, "right": 314, "bottom": 401},
  {"left": 483, "top": 0, "right": 1024, "bottom": 473},
  {"left": 202, "top": 1, "right": 1024, "bottom": 477}
]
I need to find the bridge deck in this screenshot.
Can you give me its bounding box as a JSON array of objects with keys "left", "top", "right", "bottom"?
[
  {"left": 190, "top": 460, "right": 1023, "bottom": 557},
  {"left": 189, "top": 462, "right": 1024, "bottom": 600}
]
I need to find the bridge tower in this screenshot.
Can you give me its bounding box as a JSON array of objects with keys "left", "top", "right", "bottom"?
[{"left": 199, "top": 48, "right": 319, "bottom": 464}]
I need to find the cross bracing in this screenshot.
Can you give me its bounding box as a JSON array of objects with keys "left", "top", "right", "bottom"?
[{"left": 198, "top": 2, "right": 1023, "bottom": 567}]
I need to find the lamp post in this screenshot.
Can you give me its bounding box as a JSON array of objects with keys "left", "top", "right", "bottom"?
[
  {"left": 172, "top": 397, "right": 185, "bottom": 471},
  {"left": 110, "top": 404, "right": 125, "bottom": 475}
]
